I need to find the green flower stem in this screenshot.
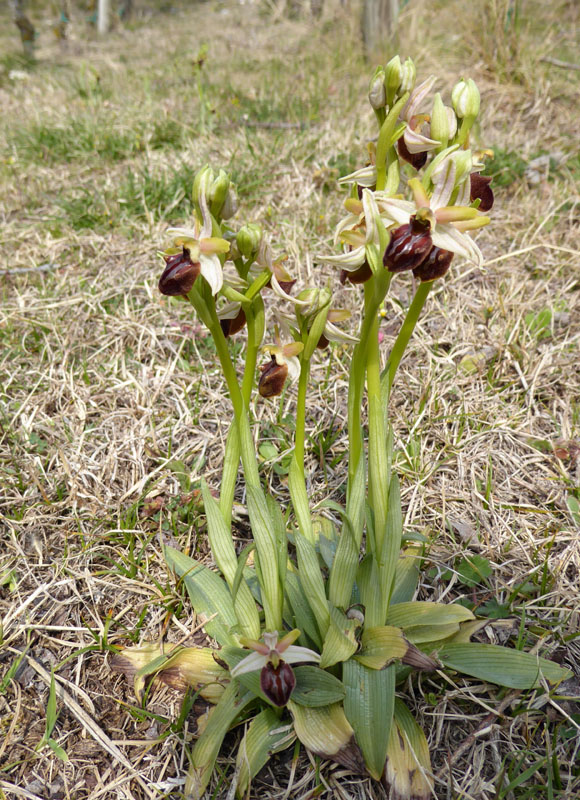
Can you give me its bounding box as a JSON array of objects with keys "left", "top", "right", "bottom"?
[
  {"left": 187, "top": 287, "right": 283, "bottom": 631},
  {"left": 294, "top": 355, "right": 310, "bottom": 473},
  {"left": 366, "top": 307, "right": 388, "bottom": 550},
  {"left": 384, "top": 280, "right": 433, "bottom": 393}
]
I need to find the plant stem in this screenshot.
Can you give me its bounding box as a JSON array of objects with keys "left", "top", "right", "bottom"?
[
  {"left": 366, "top": 306, "right": 388, "bottom": 550},
  {"left": 294, "top": 356, "right": 310, "bottom": 473},
  {"left": 384, "top": 280, "right": 433, "bottom": 393}
]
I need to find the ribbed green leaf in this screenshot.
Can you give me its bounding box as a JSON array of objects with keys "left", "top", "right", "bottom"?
[
  {"left": 405, "top": 622, "right": 461, "bottom": 643},
  {"left": 292, "top": 666, "right": 346, "bottom": 707},
  {"left": 164, "top": 547, "right": 238, "bottom": 647},
  {"left": 319, "top": 606, "right": 360, "bottom": 669},
  {"left": 201, "top": 482, "right": 260, "bottom": 640},
  {"left": 387, "top": 601, "right": 475, "bottom": 630},
  {"left": 289, "top": 701, "right": 363, "bottom": 771},
  {"left": 185, "top": 681, "right": 254, "bottom": 800},
  {"left": 437, "top": 643, "right": 572, "bottom": 688},
  {"left": 328, "top": 512, "right": 360, "bottom": 609},
  {"left": 390, "top": 549, "right": 421, "bottom": 605},
  {"left": 294, "top": 532, "right": 330, "bottom": 637},
  {"left": 288, "top": 455, "right": 315, "bottom": 543},
  {"left": 344, "top": 660, "right": 395, "bottom": 779},
  {"left": 236, "top": 708, "right": 295, "bottom": 798},
  {"left": 246, "top": 483, "right": 282, "bottom": 631},
  {"left": 285, "top": 571, "right": 322, "bottom": 650},
  {"left": 355, "top": 625, "right": 409, "bottom": 670},
  {"left": 357, "top": 554, "right": 384, "bottom": 628},
  {"left": 219, "top": 424, "right": 239, "bottom": 527},
  {"left": 379, "top": 474, "right": 403, "bottom": 613},
  {"left": 383, "top": 698, "right": 433, "bottom": 800},
  {"left": 266, "top": 493, "right": 287, "bottom": 587}
]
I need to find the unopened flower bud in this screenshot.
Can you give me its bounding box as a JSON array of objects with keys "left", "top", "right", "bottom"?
[
  {"left": 369, "top": 66, "right": 386, "bottom": 110},
  {"left": 158, "top": 249, "right": 200, "bottom": 296},
  {"left": 413, "top": 246, "right": 453, "bottom": 282},
  {"left": 208, "top": 169, "right": 231, "bottom": 217},
  {"left": 260, "top": 660, "right": 296, "bottom": 707},
  {"left": 400, "top": 57, "right": 416, "bottom": 94},
  {"left": 429, "top": 93, "right": 450, "bottom": 146},
  {"left": 383, "top": 216, "right": 433, "bottom": 273},
  {"left": 384, "top": 55, "right": 402, "bottom": 105},
  {"left": 258, "top": 357, "right": 288, "bottom": 398},
  {"left": 451, "top": 78, "right": 480, "bottom": 119},
  {"left": 192, "top": 165, "right": 214, "bottom": 206},
  {"left": 469, "top": 174, "right": 494, "bottom": 211},
  {"left": 237, "top": 223, "right": 263, "bottom": 259},
  {"left": 220, "top": 184, "right": 238, "bottom": 220}
]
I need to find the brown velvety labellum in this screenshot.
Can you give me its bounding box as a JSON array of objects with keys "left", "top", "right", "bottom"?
[
  {"left": 158, "top": 249, "right": 200, "bottom": 296},
  {"left": 220, "top": 308, "right": 247, "bottom": 338},
  {"left": 316, "top": 333, "right": 330, "bottom": 350},
  {"left": 397, "top": 137, "right": 428, "bottom": 170},
  {"left": 383, "top": 216, "right": 433, "bottom": 273},
  {"left": 260, "top": 661, "right": 296, "bottom": 707},
  {"left": 470, "top": 173, "right": 494, "bottom": 212},
  {"left": 340, "top": 260, "right": 373, "bottom": 285},
  {"left": 258, "top": 357, "right": 288, "bottom": 398},
  {"left": 413, "top": 246, "right": 454, "bottom": 282}
]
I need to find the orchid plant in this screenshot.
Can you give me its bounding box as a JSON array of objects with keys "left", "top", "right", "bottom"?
[{"left": 113, "top": 56, "right": 571, "bottom": 799}]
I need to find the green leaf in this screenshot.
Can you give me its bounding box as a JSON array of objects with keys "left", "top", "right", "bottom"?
[
  {"left": 344, "top": 660, "right": 395, "bottom": 779},
  {"left": 47, "top": 738, "right": 69, "bottom": 762},
  {"left": 285, "top": 572, "right": 322, "bottom": 650},
  {"left": 384, "top": 699, "right": 433, "bottom": 800},
  {"left": 357, "top": 555, "right": 384, "bottom": 628},
  {"left": 292, "top": 666, "right": 346, "bottom": 707},
  {"left": 386, "top": 601, "right": 475, "bottom": 630},
  {"left": 294, "top": 532, "right": 330, "bottom": 638},
  {"left": 289, "top": 455, "right": 315, "bottom": 543},
  {"left": 186, "top": 681, "right": 254, "bottom": 799},
  {"left": 288, "top": 701, "right": 362, "bottom": 771},
  {"left": 164, "top": 546, "right": 238, "bottom": 647},
  {"left": 390, "top": 549, "right": 421, "bottom": 605},
  {"left": 328, "top": 511, "right": 360, "bottom": 609},
  {"left": 202, "top": 482, "right": 260, "bottom": 639},
  {"left": 437, "top": 643, "right": 572, "bottom": 688},
  {"left": 456, "top": 555, "right": 492, "bottom": 587},
  {"left": 319, "top": 606, "right": 360, "bottom": 669},
  {"left": 219, "top": 424, "right": 239, "bottom": 527},
  {"left": 380, "top": 474, "right": 403, "bottom": 611},
  {"left": 45, "top": 671, "right": 58, "bottom": 740},
  {"left": 246, "top": 483, "right": 283, "bottom": 631},
  {"left": 355, "top": 625, "right": 409, "bottom": 670},
  {"left": 236, "top": 708, "right": 294, "bottom": 797}
]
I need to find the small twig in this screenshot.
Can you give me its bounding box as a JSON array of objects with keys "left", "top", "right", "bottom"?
[{"left": 540, "top": 56, "right": 580, "bottom": 71}]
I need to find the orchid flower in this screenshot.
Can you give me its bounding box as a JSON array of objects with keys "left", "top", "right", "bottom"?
[{"left": 230, "top": 630, "right": 320, "bottom": 707}]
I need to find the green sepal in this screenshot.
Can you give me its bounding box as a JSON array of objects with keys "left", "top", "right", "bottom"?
[
  {"left": 344, "top": 659, "right": 395, "bottom": 780},
  {"left": 437, "top": 643, "right": 572, "bottom": 689}
]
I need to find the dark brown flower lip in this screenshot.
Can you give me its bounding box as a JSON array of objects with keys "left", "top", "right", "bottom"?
[
  {"left": 469, "top": 173, "right": 494, "bottom": 212},
  {"left": 158, "top": 248, "right": 201, "bottom": 296},
  {"left": 260, "top": 660, "right": 296, "bottom": 707},
  {"left": 397, "top": 136, "right": 428, "bottom": 170},
  {"left": 258, "top": 357, "right": 288, "bottom": 398},
  {"left": 383, "top": 215, "right": 433, "bottom": 273},
  {"left": 413, "top": 246, "right": 454, "bottom": 282},
  {"left": 220, "top": 308, "right": 246, "bottom": 338},
  {"left": 340, "top": 260, "right": 373, "bottom": 285}
]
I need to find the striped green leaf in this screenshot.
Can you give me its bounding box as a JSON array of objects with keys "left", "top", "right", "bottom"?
[
  {"left": 437, "top": 643, "right": 572, "bottom": 688},
  {"left": 164, "top": 547, "right": 238, "bottom": 647},
  {"left": 292, "top": 666, "right": 346, "bottom": 707},
  {"left": 319, "top": 606, "right": 360, "bottom": 669},
  {"left": 387, "top": 601, "right": 475, "bottom": 630},
  {"left": 236, "top": 709, "right": 295, "bottom": 798},
  {"left": 344, "top": 660, "right": 395, "bottom": 779}
]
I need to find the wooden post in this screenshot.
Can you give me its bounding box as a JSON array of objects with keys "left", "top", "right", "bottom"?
[
  {"left": 361, "top": 0, "right": 399, "bottom": 57},
  {"left": 10, "top": 0, "right": 36, "bottom": 58},
  {"left": 98, "top": 0, "right": 109, "bottom": 34}
]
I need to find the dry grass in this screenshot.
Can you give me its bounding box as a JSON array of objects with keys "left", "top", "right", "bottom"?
[{"left": 1, "top": 0, "right": 579, "bottom": 798}]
